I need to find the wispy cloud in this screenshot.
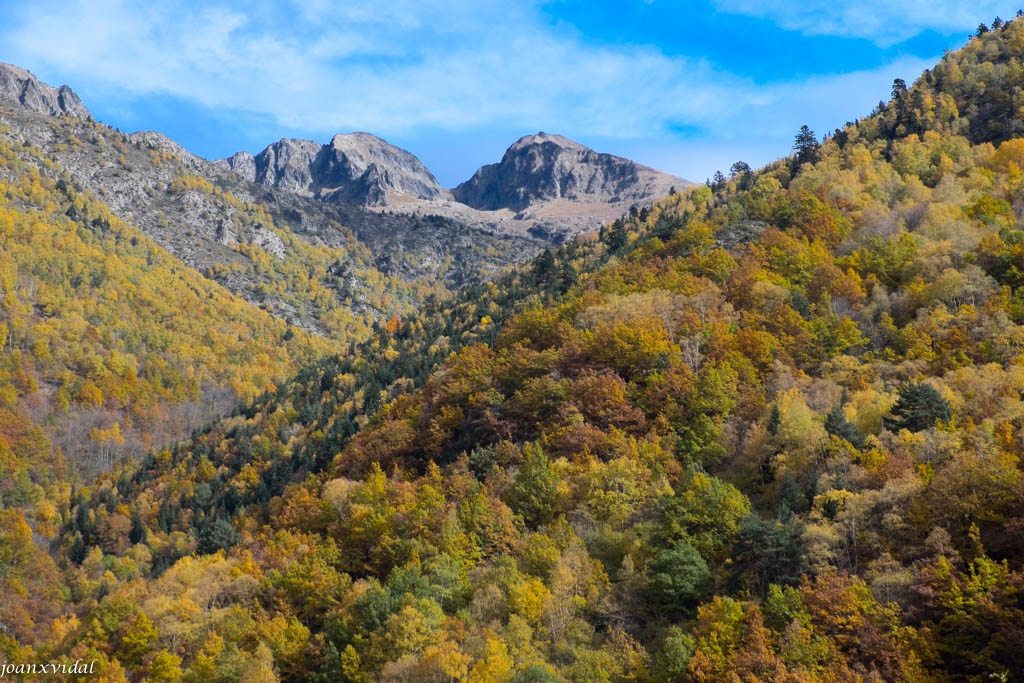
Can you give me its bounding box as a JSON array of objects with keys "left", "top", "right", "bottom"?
[
  {"left": 0, "top": 0, "right": 977, "bottom": 183},
  {"left": 581, "top": 56, "right": 935, "bottom": 182},
  {"left": 713, "top": 0, "right": 1018, "bottom": 45},
  {"left": 3, "top": 0, "right": 744, "bottom": 137}
]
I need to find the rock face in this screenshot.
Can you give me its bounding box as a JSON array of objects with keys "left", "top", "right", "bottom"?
[
  {"left": 0, "top": 62, "right": 90, "bottom": 119},
  {"left": 217, "top": 133, "right": 445, "bottom": 206},
  {"left": 317, "top": 133, "right": 446, "bottom": 205},
  {"left": 218, "top": 151, "right": 257, "bottom": 183},
  {"left": 217, "top": 130, "right": 691, "bottom": 242},
  {"left": 254, "top": 138, "right": 323, "bottom": 194},
  {"left": 452, "top": 132, "right": 684, "bottom": 212}
]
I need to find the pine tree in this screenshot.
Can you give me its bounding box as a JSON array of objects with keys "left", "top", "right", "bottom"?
[
  {"left": 825, "top": 405, "right": 863, "bottom": 448},
  {"left": 603, "top": 219, "right": 629, "bottom": 252},
  {"left": 532, "top": 248, "right": 556, "bottom": 289},
  {"left": 793, "top": 125, "right": 821, "bottom": 167},
  {"left": 884, "top": 382, "right": 952, "bottom": 432},
  {"left": 766, "top": 404, "right": 781, "bottom": 436}
]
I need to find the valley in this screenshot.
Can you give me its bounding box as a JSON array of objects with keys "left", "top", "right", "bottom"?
[{"left": 4, "top": 14, "right": 1024, "bottom": 682}]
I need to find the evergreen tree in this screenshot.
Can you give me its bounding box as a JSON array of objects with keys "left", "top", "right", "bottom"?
[
  {"left": 504, "top": 443, "right": 559, "bottom": 528},
  {"left": 793, "top": 125, "right": 821, "bottom": 166},
  {"left": 652, "top": 212, "right": 681, "bottom": 240},
  {"left": 557, "top": 261, "right": 578, "bottom": 292},
  {"left": 532, "top": 248, "right": 556, "bottom": 289},
  {"left": 766, "top": 404, "right": 781, "bottom": 436},
  {"left": 647, "top": 539, "right": 711, "bottom": 614},
  {"left": 602, "top": 219, "right": 629, "bottom": 252},
  {"left": 891, "top": 78, "right": 908, "bottom": 101},
  {"left": 825, "top": 405, "right": 863, "bottom": 448},
  {"left": 197, "top": 516, "right": 241, "bottom": 554},
  {"left": 730, "top": 514, "right": 806, "bottom": 599},
  {"left": 729, "top": 161, "right": 751, "bottom": 178},
  {"left": 884, "top": 382, "right": 952, "bottom": 432}
]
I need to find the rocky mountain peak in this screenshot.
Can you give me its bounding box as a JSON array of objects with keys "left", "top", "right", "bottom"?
[
  {"left": 253, "top": 138, "right": 323, "bottom": 194},
  {"left": 317, "top": 132, "right": 445, "bottom": 205},
  {"left": 216, "top": 133, "right": 445, "bottom": 207},
  {"left": 451, "top": 132, "right": 686, "bottom": 212},
  {"left": 218, "top": 151, "right": 257, "bottom": 183},
  {"left": 0, "top": 62, "right": 90, "bottom": 119},
  {"left": 507, "top": 131, "right": 588, "bottom": 153}
]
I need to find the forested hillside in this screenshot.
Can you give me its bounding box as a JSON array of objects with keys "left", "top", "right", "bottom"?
[
  {"left": 0, "top": 130, "right": 334, "bottom": 479},
  {"left": 9, "top": 13, "right": 1024, "bottom": 683},
  {"left": 1, "top": 106, "right": 533, "bottom": 341}
]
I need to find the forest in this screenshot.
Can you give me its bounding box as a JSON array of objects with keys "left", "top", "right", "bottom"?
[{"left": 7, "top": 12, "right": 1024, "bottom": 683}]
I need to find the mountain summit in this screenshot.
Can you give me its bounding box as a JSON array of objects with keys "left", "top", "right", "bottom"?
[
  {"left": 217, "top": 132, "right": 445, "bottom": 206},
  {"left": 0, "top": 62, "right": 90, "bottom": 119},
  {"left": 452, "top": 132, "right": 686, "bottom": 212},
  {"left": 215, "top": 130, "right": 690, "bottom": 241}
]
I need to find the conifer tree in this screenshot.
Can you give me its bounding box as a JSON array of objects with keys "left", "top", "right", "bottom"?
[
  {"left": 884, "top": 382, "right": 952, "bottom": 432},
  {"left": 793, "top": 125, "right": 821, "bottom": 166}
]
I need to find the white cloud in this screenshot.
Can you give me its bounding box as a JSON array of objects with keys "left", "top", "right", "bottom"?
[
  {"left": 582, "top": 56, "right": 936, "bottom": 182},
  {"left": 713, "top": 0, "right": 1019, "bottom": 45},
  {"left": 1, "top": 0, "right": 745, "bottom": 138},
  {"left": 0, "top": 0, "right": 964, "bottom": 183}
]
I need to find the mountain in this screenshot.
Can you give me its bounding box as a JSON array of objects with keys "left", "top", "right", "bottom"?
[
  {"left": 223, "top": 130, "right": 685, "bottom": 216},
  {"left": 0, "top": 111, "right": 334, "bottom": 485},
  {"left": 453, "top": 132, "right": 685, "bottom": 212},
  {"left": 0, "top": 98, "right": 544, "bottom": 340},
  {"left": 0, "top": 62, "right": 90, "bottom": 119},
  {"left": 218, "top": 131, "right": 691, "bottom": 242},
  {"left": 0, "top": 64, "right": 689, "bottom": 254},
  {"left": 0, "top": 64, "right": 551, "bottom": 488},
  {"left": 16, "top": 16, "right": 1024, "bottom": 682},
  {"left": 217, "top": 133, "right": 446, "bottom": 206}
]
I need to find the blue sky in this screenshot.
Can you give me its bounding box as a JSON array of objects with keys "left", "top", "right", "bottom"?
[{"left": 0, "top": 1, "right": 1019, "bottom": 186}]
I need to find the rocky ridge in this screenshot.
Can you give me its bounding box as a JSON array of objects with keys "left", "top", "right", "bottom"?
[
  {"left": 221, "top": 131, "right": 690, "bottom": 241},
  {"left": 0, "top": 100, "right": 540, "bottom": 338},
  {"left": 0, "top": 62, "right": 90, "bottom": 119},
  {"left": 452, "top": 132, "right": 682, "bottom": 212},
  {"left": 0, "top": 62, "right": 688, "bottom": 335},
  {"left": 216, "top": 133, "right": 446, "bottom": 206}
]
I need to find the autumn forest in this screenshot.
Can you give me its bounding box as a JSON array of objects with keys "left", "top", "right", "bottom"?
[{"left": 5, "top": 12, "right": 1024, "bottom": 683}]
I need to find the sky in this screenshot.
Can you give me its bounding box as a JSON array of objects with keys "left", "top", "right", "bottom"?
[{"left": 0, "top": 1, "right": 1020, "bottom": 186}]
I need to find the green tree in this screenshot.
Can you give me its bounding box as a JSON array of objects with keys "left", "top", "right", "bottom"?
[
  {"left": 504, "top": 443, "right": 559, "bottom": 528},
  {"left": 603, "top": 219, "right": 629, "bottom": 252},
  {"left": 825, "top": 405, "right": 863, "bottom": 448},
  {"left": 883, "top": 382, "right": 952, "bottom": 432},
  {"left": 647, "top": 539, "right": 711, "bottom": 614},
  {"left": 730, "top": 161, "right": 753, "bottom": 190},
  {"left": 793, "top": 125, "right": 821, "bottom": 166},
  {"left": 532, "top": 249, "right": 556, "bottom": 289},
  {"left": 730, "top": 514, "right": 806, "bottom": 599},
  {"left": 197, "top": 516, "right": 241, "bottom": 554}
]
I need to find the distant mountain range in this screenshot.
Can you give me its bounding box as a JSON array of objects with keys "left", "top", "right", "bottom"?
[
  {"left": 0, "top": 62, "right": 689, "bottom": 244},
  {"left": 10, "top": 16, "right": 1024, "bottom": 681}
]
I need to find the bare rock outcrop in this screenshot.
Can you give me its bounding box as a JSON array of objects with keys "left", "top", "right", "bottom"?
[
  {"left": 316, "top": 133, "right": 446, "bottom": 205},
  {"left": 215, "top": 151, "right": 257, "bottom": 183},
  {"left": 451, "top": 132, "right": 685, "bottom": 212},
  {"left": 217, "top": 133, "right": 446, "bottom": 206},
  {"left": 0, "top": 62, "right": 90, "bottom": 119}
]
